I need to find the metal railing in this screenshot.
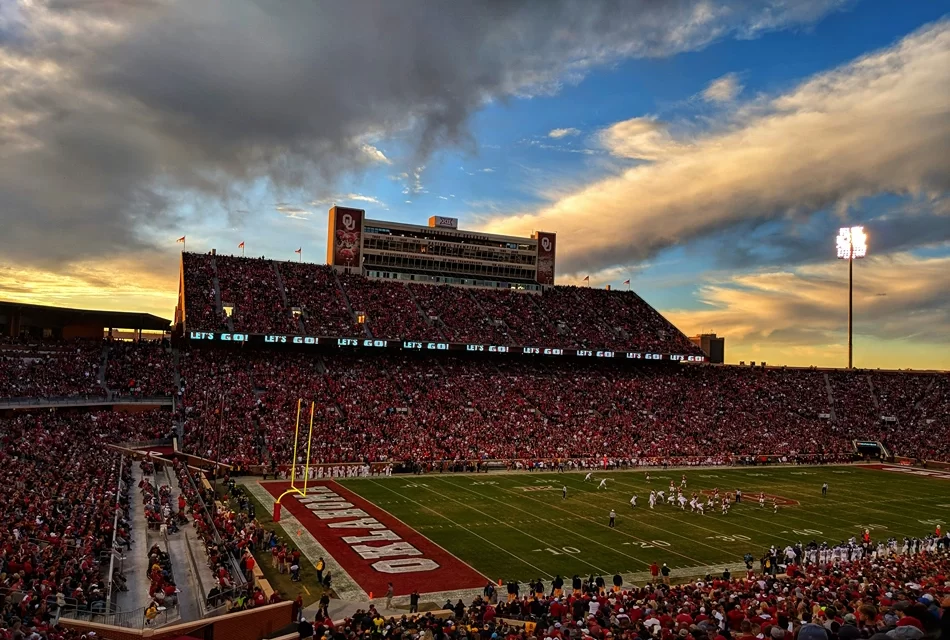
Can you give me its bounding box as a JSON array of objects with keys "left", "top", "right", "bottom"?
[
  {"left": 0, "top": 395, "right": 173, "bottom": 409},
  {"left": 104, "top": 455, "right": 126, "bottom": 612},
  {"left": 180, "top": 466, "right": 248, "bottom": 590}
]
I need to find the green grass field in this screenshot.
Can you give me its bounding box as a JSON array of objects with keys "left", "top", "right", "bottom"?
[{"left": 338, "top": 465, "right": 948, "bottom": 583}]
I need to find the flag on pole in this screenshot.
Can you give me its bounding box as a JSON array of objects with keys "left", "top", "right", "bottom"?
[
  {"left": 238, "top": 242, "right": 245, "bottom": 249},
  {"left": 177, "top": 236, "right": 185, "bottom": 243},
  {"left": 294, "top": 248, "right": 302, "bottom": 254},
  {"left": 623, "top": 279, "right": 630, "bottom": 285},
  {"left": 583, "top": 275, "right": 590, "bottom": 282}
]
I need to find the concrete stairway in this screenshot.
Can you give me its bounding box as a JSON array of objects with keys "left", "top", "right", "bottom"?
[{"left": 113, "top": 462, "right": 153, "bottom": 613}]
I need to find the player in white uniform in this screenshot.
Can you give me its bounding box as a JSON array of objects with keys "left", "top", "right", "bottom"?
[
  {"left": 696, "top": 500, "right": 705, "bottom": 515},
  {"left": 584, "top": 472, "right": 593, "bottom": 482},
  {"left": 630, "top": 495, "right": 638, "bottom": 508},
  {"left": 678, "top": 494, "right": 687, "bottom": 510},
  {"left": 648, "top": 491, "right": 656, "bottom": 509},
  {"left": 759, "top": 493, "right": 766, "bottom": 508},
  {"left": 598, "top": 478, "right": 608, "bottom": 490}
]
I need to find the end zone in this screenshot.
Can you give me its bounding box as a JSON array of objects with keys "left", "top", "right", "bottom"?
[{"left": 263, "top": 481, "right": 486, "bottom": 597}]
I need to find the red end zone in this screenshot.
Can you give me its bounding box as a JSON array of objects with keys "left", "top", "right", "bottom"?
[{"left": 264, "top": 482, "right": 486, "bottom": 596}]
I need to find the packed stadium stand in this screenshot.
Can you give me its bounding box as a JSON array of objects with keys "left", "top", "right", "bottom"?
[{"left": 180, "top": 253, "right": 702, "bottom": 355}]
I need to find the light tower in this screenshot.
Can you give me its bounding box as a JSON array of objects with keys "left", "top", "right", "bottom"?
[{"left": 836, "top": 226, "right": 868, "bottom": 369}]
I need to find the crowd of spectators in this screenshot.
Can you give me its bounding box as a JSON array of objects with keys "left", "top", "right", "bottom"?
[
  {"left": 182, "top": 252, "right": 229, "bottom": 332},
  {"left": 105, "top": 340, "right": 174, "bottom": 397},
  {"left": 172, "top": 348, "right": 949, "bottom": 466},
  {"left": 181, "top": 257, "right": 701, "bottom": 354},
  {"left": 307, "top": 541, "right": 949, "bottom": 640},
  {"left": 215, "top": 255, "right": 299, "bottom": 334},
  {"left": 339, "top": 274, "right": 443, "bottom": 341},
  {"left": 279, "top": 263, "right": 360, "bottom": 337},
  {"left": 0, "top": 409, "right": 171, "bottom": 639},
  {"left": 178, "top": 347, "right": 263, "bottom": 469},
  {"left": 0, "top": 340, "right": 103, "bottom": 399}
]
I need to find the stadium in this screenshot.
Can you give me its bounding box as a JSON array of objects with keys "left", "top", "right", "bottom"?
[
  {"left": 3, "top": 3, "right": 950, "bottom": 640},
  {"left": 1, "top": 205, "right": 947, "bottom": 640}
]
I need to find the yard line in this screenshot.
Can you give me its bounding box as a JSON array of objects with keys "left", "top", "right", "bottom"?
[
  {"left": 394, "top": 480, "right": 612, "bottom": 575},
  {"left": 553, "top": 474, "right": 802, "bottom": 547},
  {"left": 591, "top": 472, "right": 933, "bottom": 540},
  {"left": 350, "top": 480, "right": 490, "bottom": 583},
  {"left": 366, "top": 479, "right": 557, "bottom": 578},
  {"left": 689, "top": 469, "right": 945, "bottom": 524},
  {"left": 431, "top": 476, "right": 692, "bottom": 568}
]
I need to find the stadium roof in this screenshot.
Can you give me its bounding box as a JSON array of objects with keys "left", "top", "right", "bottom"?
[{"left": 0, "top": 300, "right": 170, "bottom": 331}]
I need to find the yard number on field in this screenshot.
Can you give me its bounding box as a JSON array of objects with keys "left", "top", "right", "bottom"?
[
  {"left": 534, "top": 547, "right": 582, "bottom": 555},
  {"left": 621, "top": 540, "right": 671, "bottom": 549},
  {"left": 707, "top": 534, "right": 751, "bottom": 542}
]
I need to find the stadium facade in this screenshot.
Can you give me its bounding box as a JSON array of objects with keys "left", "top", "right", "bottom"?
[{"left": 327, "top": 205, "right": 557, "bottom": 289}]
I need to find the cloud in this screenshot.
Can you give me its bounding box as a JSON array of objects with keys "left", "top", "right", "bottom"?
[
  {"left": 310, "top": 193, "right": 387, "bottom": 209},
  {"left": 701, "top": 72, "right": 743, "bottom": 102},
  {"left": 479, "top": 168, "right": 495, "bottom": 173},
  {"left": 274, "top": 204, "right": 312, "bottom": 220},
  {"left": 663, "top": 253, "right": 950, "bottom": 368},
  {"left": 483, "top": 20, "right": 950, "bottom": 277},
  {"left": 548, "top": 127, "right": 581, "bottom": 138},
  {"left": 360, "top": 143, "right": 391, "bottom": 165},
  {"left": 596, "top": 117, "right": 691, "bottom": 161},
  {"left": 0, "top": 0, "right": 848, "bottom": 273}
]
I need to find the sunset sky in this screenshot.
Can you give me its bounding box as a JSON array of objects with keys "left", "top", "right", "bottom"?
[{"left": 1, "top": 1, "right": 947, "bottom": 369}]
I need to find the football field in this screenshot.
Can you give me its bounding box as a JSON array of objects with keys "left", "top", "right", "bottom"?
[{"left": 337, "top": 465, "right": 949, "bottom": 585}]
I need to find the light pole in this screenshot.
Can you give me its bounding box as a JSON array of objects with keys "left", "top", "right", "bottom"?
[{"left": 836, "top": 226, "right": 867, "bottom": 369}]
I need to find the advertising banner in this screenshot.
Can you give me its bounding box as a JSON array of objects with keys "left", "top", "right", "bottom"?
[
  {"left": 534, "top": 231, "right": 556, "bottom": 285},
  {"left": 327, "top": 207, "right": 364, "bottom": 267}
]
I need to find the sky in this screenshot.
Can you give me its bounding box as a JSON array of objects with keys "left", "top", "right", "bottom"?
[{"left": 0, "top": 0, "right": 947, "bottom": 369}]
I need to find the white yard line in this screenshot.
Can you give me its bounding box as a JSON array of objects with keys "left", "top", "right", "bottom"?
[
  {"left": 366, "top": 479, "right": 556, "bottom": 579},
  {"left": 243, "top": 481, "right": 367, "bottom": 601},
  {"left": 553, "top": 474, "right": 802, "bottom": 548},
  {"left": 428, "top": 476, "right": 676, "bottom": 568},
  {"left": 344, "top": 480, "right": 490, "bottom": 582},
  {"left": 405, "top": 479, "right": 615, "bottom": 575},
  {"left": 377, "top": 560, "right": 750, "bottom": 609}
]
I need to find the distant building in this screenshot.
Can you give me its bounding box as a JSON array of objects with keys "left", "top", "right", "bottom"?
[
  {"left": 326, "top": 206, "right": 556, "bottom": 290},
  {"left": 689, "top": 333, "right": 725, "bottom": 364}
]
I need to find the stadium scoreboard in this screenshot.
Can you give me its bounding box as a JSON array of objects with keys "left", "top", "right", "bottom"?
[{"left": 187, "top": 330, "right": 704, "bottom": 362}]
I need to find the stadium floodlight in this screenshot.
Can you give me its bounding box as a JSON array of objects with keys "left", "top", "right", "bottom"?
[{"left": 836, "top": 226, "right": 868, "bottom": 369}]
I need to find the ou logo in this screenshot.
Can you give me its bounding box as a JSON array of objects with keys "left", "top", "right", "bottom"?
[
  {"left": 541, "top": 237, "right": 552, "bottom": 252},
  {"left": 342, "top": 213, "right": 356, "bottom": 230}
]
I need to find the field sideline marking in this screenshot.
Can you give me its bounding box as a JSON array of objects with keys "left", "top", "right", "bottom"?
[
  {"left": 365, "top": 478, "right": 557, "bottom": 579},
  {"left": 438, "top": 475, "right": 719, "bottom": 565},
  {"left": 242, "top": 480, "right": 367, "bottom": 600},
  {"left": 389, "top": 479, "right": 616, "bottom": 575},
  {"left": 334, "top": 480, "right": 492, "bottom": 583},
  {"left": 428, "top": 476, "right": 697, "bottom": 568}
]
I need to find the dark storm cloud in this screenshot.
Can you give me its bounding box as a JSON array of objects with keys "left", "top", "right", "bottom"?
[
  {"left": 0, "top": 0, "right": 849, "bottom": 268},
  {"left": 709, "top": 200, "right": 950, "bottom": 271}
]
